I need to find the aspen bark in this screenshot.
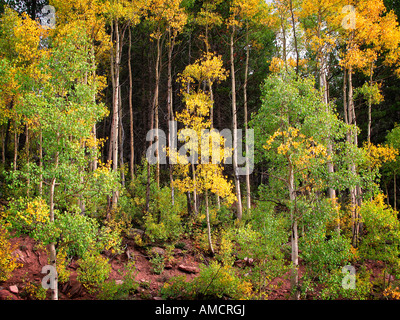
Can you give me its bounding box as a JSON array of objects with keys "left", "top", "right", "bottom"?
[
  {"left": 205, "top": 189, "right": 214, "bottom": 255},
  {"left": 128, "top": 27, "right": 135, "bottom": 180},
  {"left": 288, "top": 160, "right": 299, "bottom": 300},
  {"left": 244, "top": 22, "right": 251, "bottom": 211},
  {"left": 49, "top": 133, "right": 60, "bottom": 301},
  {"left": 230, "top": 26, "right": 243, "bottom": 220},
  {"left": 167, "top": 27, "right": 175, "bottom": 204}
]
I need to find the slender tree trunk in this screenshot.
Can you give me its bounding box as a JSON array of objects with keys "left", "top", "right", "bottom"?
[
  {"left": 154, "top": 33, "right": 161, "bottom": 189},
  {"left": 91, "top": 45, "right": 98, "bottom": 172},
  {"left": 118, "top": 85, "right": 125, "bottom": 187},
  {"left": 49, "top": 178, "right": 58, "bottom": 301},
  {"left": 280, "top": 17, "right": 287, "bottom": 68},
  {"left": 289, "top": 0, "right": 299, "bottom": 74},
  {"left": 348, "top": 67, "right": 361, "bottom": 247},
  {"left": 192, "top": 163, "right": 198, "bottom": 216},
  {"left": 128, "top": 27, "right": 135, "bottom": 180},
  {"left": 145, "top": 105, "right": 154, "bottom": 213},
  {"left": 49, "top": 133, "right": 60, "bottom": 301},
  {"left": 167, "top": 27, "right": 175, "bottom": 204},
  {"left": 343, "top": 68, "right": 348, "bottom": 125},
  {"left": 230, "top": 26, "right": 243, "bottom": 220},
  {"left": 288, "top": 161, "right": 299, "bottom": 300},
  {"left": 367, "top": 64, "right": 374, "bottom": 145},
  {"left": 205, "top": 189, "right": 214, "bottom": 255},
  {"left": 244, "top": 22, "right": 251, "bottom": 211},
  {"left": 386, "top": 182, "right": 390, "bottom": 205},
  {"left": 109, "top": 19, "right": 120, "bottom": 210},
  {"left": 13, "top": 121, "right": 18, "bottom": 172},
  {"left": 316, "top": 15, "right": 335, "bottom": 200}
]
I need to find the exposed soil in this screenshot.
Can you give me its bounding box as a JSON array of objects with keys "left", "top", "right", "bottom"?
[
  {"left": 0, "top": 234, "right": 390, "bottom": 300},
  {"left": 0, "top": 234, "right": 202, "bottom": 300}
]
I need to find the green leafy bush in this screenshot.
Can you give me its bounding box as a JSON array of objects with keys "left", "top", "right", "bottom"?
[
  {"left": 234, "top": 202, "right": 288, "bottom": 295},
  {"left": 22, "top": 282, "right": 47, "bottom": 300},
  {"left": 150, "top": 253, "right": 165, "bottom": 275},
  {"left": 32, "top": 211, "right": 98, "bottom": 257},
  {"left": 318, "top": 266, "right": 373, "bottom": 300},
  {"left": 359, "top": 194, "right": 400, "bottom": 275},
  {"left": 77, "top": 249, "right": 111, "bottom": 294},
  {"left": 97, "top": 260, "right": 139, "bottom": 300},
  {"left": 32, "top": 211, "right": 122, "bottom": 258},
  {"left": 143, "top": 186, "right": 185, "bottom": 243},
  {"left": 4, "top": 197, "right": 49, "bottom": 235},
  {"left": 160, "top": 261, "right": 253, "bottom": 299}
]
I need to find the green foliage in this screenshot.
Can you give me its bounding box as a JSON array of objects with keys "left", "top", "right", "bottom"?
[
  {"left": 32, "top": 211, "right": 122, "bottom": 258},
  {"left": 143, "top": 186, "right": 185, "bottom": 243},
  {"left": 32, "top": 211, "right": 97, "bottom": 257},
  {"left": 359, "top": 194, "right": 400, "bottom": 275},
  {"left": 160, "top": 261, "right": 253, "bottom": 299},
  {"left": 4, "top": 197, "right": 49, "bottom": 236},
  {"left": 21, "top": 282, "right": 47, "bottom": 300},
  {"left": 215, "top": 228, "right": 235, "bottom": 266},
  {"left": 150, "top": 253, "right": 165, "bottom": 275},
  {"left": 318, "top": 266, "right": 373, "bottom": 300},
  {"left": 77, "top": 249, "right": 112, "bottom": 294},
  {"left": 97, "top": 260, "right": 139, "bottom": 300},
  {"left": 300, "top": 198, "right": 353, "bottom": 277},
  {"left": 235, "top": 201, "right": 288, "bottom": 295}
]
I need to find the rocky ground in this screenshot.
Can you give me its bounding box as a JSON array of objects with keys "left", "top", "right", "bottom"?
[{"left": 0, "top": 233, "right": 390, "bottom": 300}]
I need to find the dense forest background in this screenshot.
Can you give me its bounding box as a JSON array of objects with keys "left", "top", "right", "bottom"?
[{"left": 2, "top": 0, "right": 400, "bottom": 301}]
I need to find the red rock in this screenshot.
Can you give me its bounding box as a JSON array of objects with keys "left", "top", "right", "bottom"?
[
  {"left": 0, "top": 290, "right": 18, "bottom": 300},
  {"left": 178, "top": 264, "right": 199, "bottom": 274},
  {"left": 67, "top": 280, "right": 82, "bottom": 298},
  {"left": 9, "top": 285, "right": 18, "bottom": 294},
  {"left": 13, "top": 249, "right": 25, "bottom": 264}
]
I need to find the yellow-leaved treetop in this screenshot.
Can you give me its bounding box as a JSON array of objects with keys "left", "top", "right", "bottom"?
[{"left": 171, "top": 52, "right": 235, "bottom": 254}]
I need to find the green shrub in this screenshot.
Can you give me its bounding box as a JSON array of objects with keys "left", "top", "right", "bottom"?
[
  {"left": 4, "top": 197, "right": 49, "bottom": 236},
  {"left": 160, "top": 261, "right": 253, "bottom": 299},
  {"left": 150, "top": 253, "right": 165, "bottom": 275},
  {"left": 234, "top": 202, "right": 288, "bottom": 295},
  {"left": 97, "top": 260, "right": 139, "bottom": 300},
  {"left": 318, "top": 266, "right": 373, "bottom": 300},
  {"left": 359, "top": 194, "right": 400, "bottom": 275},
  {"left": 77, "top": 250, "right": 111, "bottom": 294},
  {"left": 32, "top": 211, "right": 122, "bottom": 258},
  {"left": 143, "top": 186, "right": 185, "bottom": 243},
  {"left": 22, "top": 282, "right": 47, "bottom": 300}
]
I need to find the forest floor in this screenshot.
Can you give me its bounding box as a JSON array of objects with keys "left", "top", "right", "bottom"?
[{"left": 0, "top": 234, "right": 389, "bottom": 300}]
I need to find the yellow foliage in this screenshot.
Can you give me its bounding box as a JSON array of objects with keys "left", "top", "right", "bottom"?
[
  {"left": 10, "top": 198, "right": 50, "bottom": 229},
  {"left": 384, "top": 286, "right": 400, "bottom": 300},
  {"left": 0, "top": 226, "right": 21, "bottom": 282},
  {"left": 172, "top": 52, "right": 235, "bottom": 204},
  {"left": 363, "top": 142, "right": 398, "bottom": 170},
  {"left": 264, "top": 127, "right": 328, "bottom": 168},
  {"left": 56, "top": 246, "right": 71, "bottom": 284}
]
